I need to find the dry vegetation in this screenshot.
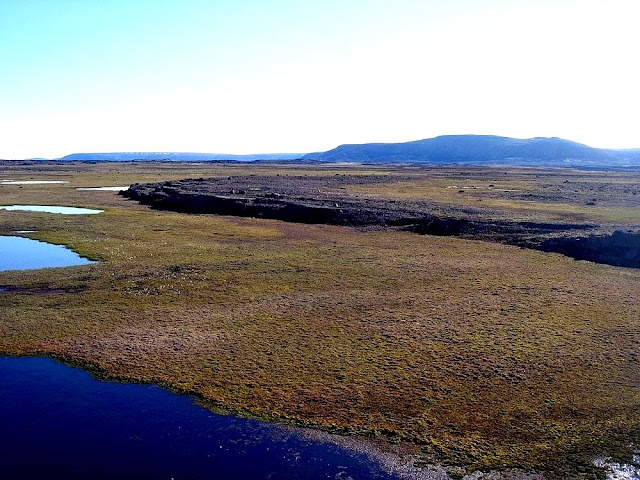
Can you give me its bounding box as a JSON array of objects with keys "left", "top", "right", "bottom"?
[{"left": 1, "top": 161, "right": 639, "bottom": 478}]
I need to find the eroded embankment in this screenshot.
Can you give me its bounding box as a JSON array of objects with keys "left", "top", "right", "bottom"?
[
  {"left": 538, "top": 230, "right": 640, "bottom": 269},
  {"left": 122, "top": 177, "right": 640, "bottom": 269}
]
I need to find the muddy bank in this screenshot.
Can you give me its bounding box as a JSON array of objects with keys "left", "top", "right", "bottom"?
[{"left": 122, "top": 175, "right": 640, "bottom": 269}]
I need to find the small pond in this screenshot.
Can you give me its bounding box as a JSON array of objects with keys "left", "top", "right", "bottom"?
[
  {"left": 0, "top": 356, "right": 405, "bottom": 480},
  {"left": 0, "top": 235, "right": 94, "bottom": 271},
  {"left": 0, "top": 205, "right": 103, "bottom": 214}
]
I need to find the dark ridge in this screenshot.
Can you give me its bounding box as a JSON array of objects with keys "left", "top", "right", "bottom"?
[
  {"left": 538, "top": 231, "right": 640, "bottom": 269},
  {"left": 405, "top": 217, "right": 593, "bottom": 238},
  {"left": 121, "top": 176, "right": 640, "bottom": 269}
]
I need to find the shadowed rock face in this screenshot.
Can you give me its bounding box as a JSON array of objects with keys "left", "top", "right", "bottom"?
[
  {"left": 124, "top": 186, "right": 422, "bottom": 227},
  {"left": 122, "top": 175, "right": 640, "bottom": 269},
  {"left": 539, "top": 231, "right": 640, "bottom": 269},
  {"left": 122, "top": 175, "right": 424, "bottom": 227}
]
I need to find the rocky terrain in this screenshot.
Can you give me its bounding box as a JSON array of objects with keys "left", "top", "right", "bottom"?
[{"left": 122, "top": 171, "right": 640, "bottom": 268}]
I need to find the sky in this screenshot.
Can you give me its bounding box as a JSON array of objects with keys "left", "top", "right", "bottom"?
[{"left": 1, "top": 0, "right": 639, "bottom": 159}]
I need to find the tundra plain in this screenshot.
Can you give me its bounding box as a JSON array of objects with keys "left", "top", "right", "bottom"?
[{"left": 0, "top": 161, "right": 638, "bottom": 478}]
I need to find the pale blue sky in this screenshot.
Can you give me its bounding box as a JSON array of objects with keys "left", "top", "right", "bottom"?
[{"left": 1, "top": 0, "right": 639, "bottom": 158}]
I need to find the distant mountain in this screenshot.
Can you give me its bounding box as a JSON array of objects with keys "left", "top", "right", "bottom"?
[
  {"left": 58, "top": 152, "right": 304, "bottom": 162},
  {"left": 303, "top": 135, "right": 640, "bottom": 167},
  {"left": 52, "top": 137, "right": 640, "bottom": 167}
]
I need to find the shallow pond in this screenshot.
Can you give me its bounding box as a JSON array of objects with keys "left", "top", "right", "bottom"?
[
  {"left": 0, "top": 235, "right": 94, "bottom": 271},
  {"left": 0, "top": 356, "right": 405, "bottom": 479},
  {"left": 0, "top": 205, "right": 103, "bottom": 214}
]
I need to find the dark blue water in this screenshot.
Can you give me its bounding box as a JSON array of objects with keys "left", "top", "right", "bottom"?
[
  {"left": 0, "top": 357, "right": 400, "bottom": 480},
  {"left": 0, "top": 235, "right": 94, "bottom": 271}
]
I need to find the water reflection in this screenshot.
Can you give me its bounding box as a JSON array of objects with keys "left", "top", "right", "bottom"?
[
  {"left": 0, "top": 205, "right": 103, "bottom": 214},
  {"left": 0, "top": 236, "right": 94, "bottom": 271},
  {"left": 0, "top": 357, "right": 402, "bottom": 480}
]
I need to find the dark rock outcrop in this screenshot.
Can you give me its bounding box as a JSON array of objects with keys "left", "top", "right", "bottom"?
[
  {"left": 122, "top": 176, "right": 639, "bottom": 269},
  {"left": 539, "top": 231, "right": 640, "bottom": 269}
]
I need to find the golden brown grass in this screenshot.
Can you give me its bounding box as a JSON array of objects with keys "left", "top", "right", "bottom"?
[{"left": 1, "top": 162, "right": 638, "bottom": 478}]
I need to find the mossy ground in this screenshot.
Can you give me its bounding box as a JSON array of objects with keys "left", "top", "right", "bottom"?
[{"left": 1, "top": 162, "right": 638, "bottom": 478}]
